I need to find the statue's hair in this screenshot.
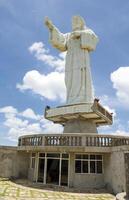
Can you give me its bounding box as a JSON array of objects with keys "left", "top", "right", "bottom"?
[{"left": 72, "top": 15, "right": 86, "bottom": 30}]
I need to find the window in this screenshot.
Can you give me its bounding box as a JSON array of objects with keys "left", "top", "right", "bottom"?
[
  {"left": 39, "top": 153, "right": 45, "bottom": 158},
  {"left": 96, "top": 161, "right": 103, "bottom": 174},
  {"left": 75, "top": 154, "right": 103, "bottom": 174},
  {"left": 83, "top": 161, "right": 88, "bottom": 173},
  {"left": 31, "top": 153, "right": 36, "bottom": 169},
  {"left": 75, "top": 160, "right": 81, "bottom": 173},
  {"left": 62, "top": 154, "right": 69, "bottom": 159},
  {"left": 47, "top": 153, "right": 60, "bottom": 158},
  {"left": 90, "top": 161, "right": 95, "bottom": 173}
]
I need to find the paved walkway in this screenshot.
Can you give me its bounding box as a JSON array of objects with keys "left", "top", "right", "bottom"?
[{"left": 0, "top": 178, "right": 115, "bottom": 200}]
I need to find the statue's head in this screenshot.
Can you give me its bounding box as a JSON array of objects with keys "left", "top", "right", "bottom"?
[{"left": 72, "top": 16, "right": 85, "bottom": 31}]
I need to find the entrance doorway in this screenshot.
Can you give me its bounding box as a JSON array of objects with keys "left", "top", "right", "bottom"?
[
  {"left": 46, "top": 159, "right": 60, "bottom": 185},
  {"left": 38, "top": 158, "right": 45, "bottom": 182},
  {"left": 37, "top": 153, "right": 69, "bottom": 186},
  {"left": 61, "top": 159, "right": 69, "bottom": 186}
]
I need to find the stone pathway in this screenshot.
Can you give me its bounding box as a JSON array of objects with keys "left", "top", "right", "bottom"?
[{"left": 0, "top": 178, "right": 115, "bottom": 200}]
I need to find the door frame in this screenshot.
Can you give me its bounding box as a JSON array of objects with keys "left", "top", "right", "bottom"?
[{"left": 35, "top": 152, "right": 70, "bottom": 187}]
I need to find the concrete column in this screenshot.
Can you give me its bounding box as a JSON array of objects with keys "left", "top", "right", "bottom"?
[
  {"left": 42, "top": 136, "right": 45, "bottom": 146},
  {"left": 82, "top": 135, "right": 86, "bottom": 146},
  {"left": 34, "top": 153, "right": 38, "bottom": 182},
  {"left": 69, "top": 153, "right": 74, "bottom": 187},
  {"left": 63, "top": 119, "right": 98, "bottom": 134}
]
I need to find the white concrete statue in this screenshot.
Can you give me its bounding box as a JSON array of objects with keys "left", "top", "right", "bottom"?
[{"left": 45, "top": 16, "right": 99, "bottom": 105}]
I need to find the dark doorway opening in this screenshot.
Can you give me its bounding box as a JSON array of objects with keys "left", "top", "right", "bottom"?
[
  {"left": 46, "top": 159, "right": 60, "bottom": 185},
  {"left": 38, "top": 158, "right": 45, "bottom": 182},
  {"left": 61, "top": 160, "right": 68, "bottom": 186},
  {"left": 37, "top": 153, "right": 69, "bottom": 186}
]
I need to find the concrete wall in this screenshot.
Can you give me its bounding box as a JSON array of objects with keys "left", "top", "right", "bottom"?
[
  {"left": 104, "top": 150, "right": 125, "bottom": 194},
  {"left": 0, "top": 146, "right": 29, "bottom": 179},
  {"left": 28, "top": 168, "right": 35, "bottom": 181},
  {"left": 17, "top": 151, "right": 30, "bottom": 178},
  {"left": 73, "top": 174, "right": 104, "bottom": 189},
  {"left": 28, "top": 153, "right": 37, "bottom": 182},
  {"left": 0, "top": 146, "right": 18, "bottom": 178},
  {"left": 69, "top": 153, "right": 104, "bottom": 189},
  {"left": 70, "top": 151, "right": 126, "bottom": 191},
  {"left": 0, "top": 146, "right": 126, "bottom": 194}
]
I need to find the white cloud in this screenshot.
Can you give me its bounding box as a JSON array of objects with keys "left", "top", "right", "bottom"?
[
  {"left": 103, "top": 105, "right": 116, "bottom": 117},
  {"left": 17, "top": 42, "right": 67, "bottom": 103},
  {"left": 17, "top": 70, "right": 66, "bottom": 102},
  {"left": 4, "top": 116, "right": 28, "bottom": 129},
  {"left": 98, "top": 95, "right": 116, "bottom": 119},
  {"left": 0, "top": 105, "right": 63, "bottom": 141},
  {"left": 40, "top": 118, "right": 63, "bottom": 133},
  {"left": 0, "top": 106, "right": 18, "bottom": 119},
  {"left": 0, "top": 106, "right": 41, "bottom": 121},
  {"left": 20, "top": 108, "right": 41, "bottom": 120},
  {"left": 109, "top": 129, "right": 129, "bottom": 137},
  {"left": 8, "top": 123, "right": 42, "bottom": 141},
  {"left": 98, "top": 123, "right": 129, "bottom": 137},
  {"left": 0, "top": 106, "right": 17, "bottom": 114},
  {"left": 98, "top": 114, "right": 129, "bottom": 137},
  {"left": 117, "top": 130, "right": 129, "bottom": 136},
  {"left": 111, "top": 66, "right": 129, "bottom": 105},
  {"left": 99, "top": 124, "right": 129, "bottom": 136},
  {"left": 29, "top": 42, "right": 66, "bottom": 72}
]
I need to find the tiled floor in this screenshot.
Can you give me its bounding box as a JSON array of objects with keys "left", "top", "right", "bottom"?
[{"left": 0, "top": 178, "right": 115, "bottom": 200}]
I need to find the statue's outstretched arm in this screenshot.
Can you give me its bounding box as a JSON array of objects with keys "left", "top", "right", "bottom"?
[
  {"left": 44, "top": 17, "right": 67, "bottom": 52},
  {"left": 45, "top": 17, "right": 56, "bottom": 32}
]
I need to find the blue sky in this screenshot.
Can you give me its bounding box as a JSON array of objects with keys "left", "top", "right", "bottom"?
[{"left": 1, "top": 0, "right": 129, "bottom": 145}]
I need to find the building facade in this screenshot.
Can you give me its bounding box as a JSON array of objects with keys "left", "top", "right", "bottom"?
[{"left": 1, "top": 133, "right": 126, "bottom": 194}]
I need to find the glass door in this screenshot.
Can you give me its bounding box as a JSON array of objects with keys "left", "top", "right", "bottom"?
[
  {"left": 61, "top": 159, "right": 69, "bottom": 186},
  {"left": 38, "top": 158, "right": 45, "bottom": 182},
  {"left": 46, "top": 158, "right": 60, "bottom": 185}
]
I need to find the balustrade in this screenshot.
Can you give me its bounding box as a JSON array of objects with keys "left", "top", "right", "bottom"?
[{"left": 18, "top": 134, "right": 129, "bottom": 148}]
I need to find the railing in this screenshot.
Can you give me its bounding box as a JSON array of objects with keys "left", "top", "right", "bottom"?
[
  {"left": 45, "top": 136, "right": 82, "bottom": 146},
  {"left": 18, "top": 134, "right": 129, "bottom": 147},
  {"left": 93, "top": 100, "right": 113, "bottom": 122},
  {"left": 20, "top": 136, "right": 42, "bottom": 146}
]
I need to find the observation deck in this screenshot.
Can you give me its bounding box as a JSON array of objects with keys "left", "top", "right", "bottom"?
[{"left": 44, "top": 99, "right": 113, "bottom": 127}]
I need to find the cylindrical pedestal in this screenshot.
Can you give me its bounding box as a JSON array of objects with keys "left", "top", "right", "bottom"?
[{"left": 63, "top": 119, "right": 98, "bottom": 134}]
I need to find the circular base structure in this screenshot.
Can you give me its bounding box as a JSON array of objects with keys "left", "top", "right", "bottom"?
[
  {"left": 44, "top": 99, "right": 113, "bottom": 127},
  {"left": 116, "top": 193, "right": 129, "bottom": 200}
]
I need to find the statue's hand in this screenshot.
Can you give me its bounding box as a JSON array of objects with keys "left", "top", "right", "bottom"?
[
  {"left": 44, "top": 17, "right": 54, "bottom": 31},
  {"left": 71, "top": 31, "right": 81, "bottom": 39}
]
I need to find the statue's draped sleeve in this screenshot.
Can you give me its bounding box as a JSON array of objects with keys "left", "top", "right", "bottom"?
[
  {"left": 49, "top": 27, "right": 67, "bottom": 51},
  {"left": 80, "top": 29, "right": 99, "bottom": 51}
]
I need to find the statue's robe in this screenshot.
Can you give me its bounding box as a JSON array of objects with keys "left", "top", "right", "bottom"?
[{"left": 49, "top": 27, "right": 98, "bottom": 105}]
